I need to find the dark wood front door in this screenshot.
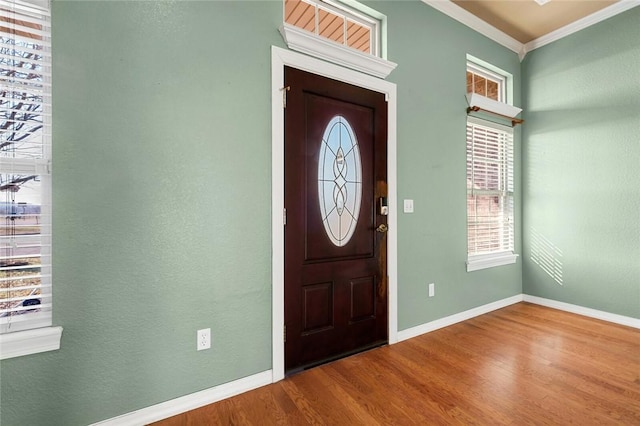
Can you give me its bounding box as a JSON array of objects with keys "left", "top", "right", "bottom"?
[{"left": 284, "top": 66, "right": 388, "bottom": 373}]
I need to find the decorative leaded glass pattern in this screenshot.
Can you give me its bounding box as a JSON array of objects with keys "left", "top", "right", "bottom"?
[{"left": 318, "top": 115, "right": 362, "bottom": 247}]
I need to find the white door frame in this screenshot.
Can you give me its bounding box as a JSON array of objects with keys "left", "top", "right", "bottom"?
[{"left": 271, "top": 46, "right": 398, "bottom": 381}]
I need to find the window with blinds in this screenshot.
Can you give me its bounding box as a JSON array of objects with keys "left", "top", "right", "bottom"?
[
  {"left": 0, "top": 0, "right": 52, "bottom": 334},
  {"left": 466, "top": 117, "right": 514, "bottom": 259}
]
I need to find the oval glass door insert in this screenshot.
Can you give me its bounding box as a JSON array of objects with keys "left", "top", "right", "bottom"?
[{"left": 318, "top": 115, "right": 362, "bottom": 247}]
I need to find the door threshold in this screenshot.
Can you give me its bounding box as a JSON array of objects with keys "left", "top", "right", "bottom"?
[{"left": 286, "top": 340, "right": 388, "bottom": 377}]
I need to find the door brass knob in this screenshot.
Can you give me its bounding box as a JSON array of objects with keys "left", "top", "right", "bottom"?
[{"left": 376, "top": 224, "right": 388, "bottom": 233}]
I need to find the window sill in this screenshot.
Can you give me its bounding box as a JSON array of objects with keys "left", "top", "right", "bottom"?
[
  {"left": 467, "top": 252, "right": 518, "bottom": 272},
  {"left": 0, "top": 326, "right": 63, "bottom": 360}
]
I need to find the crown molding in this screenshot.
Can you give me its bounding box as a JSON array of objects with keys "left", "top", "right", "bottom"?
[
  {"left": 422, "top": 0, "right": 640, "bottom": 61},
  {"left": 523, "top": 0, "right": 640, "bottom": 53},
  {"left": 421, "top": 0, "right": 523, "bottom": 55}
]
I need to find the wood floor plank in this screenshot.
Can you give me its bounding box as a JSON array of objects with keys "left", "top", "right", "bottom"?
[
  {"left": 337, "top": 349, "right": 450, "bottom": 425},
  {"left": 152, "top": 303, "right": 640, "bottom": 425}
]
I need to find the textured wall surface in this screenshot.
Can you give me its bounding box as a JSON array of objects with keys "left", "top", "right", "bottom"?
[
  {"left": 522, "top": 8, "right": 640, "bottom": 317},
  {"left": 0, "top": 1, "right": 524, "bottom": 424},
  {"left": 1, "top": 2, "right": 280, "bottom": 425},
  {"left": 368, "top": 0, "right": 523, "bottom": 329}
]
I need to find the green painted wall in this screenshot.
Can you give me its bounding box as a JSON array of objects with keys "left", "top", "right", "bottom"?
[
  {"left": 2, "top": 2, "right": 281, "bottom": 425},
  {"left": 369, "top": 1, "right": 522, "bottom": 329},
  {"left": 0, "top": 1, "right": 523, "bottom": 424},
  {"left": 521, "top": 8, "right": 640, "bottom": 318}
]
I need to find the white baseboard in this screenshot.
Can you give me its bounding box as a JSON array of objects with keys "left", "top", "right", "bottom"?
[
  {"left": 92, "top": 295, "right": 638, "bottom": 425},
  {"left": 523, "top": 295, "right": 640, "bottom": 329},
  {"left": 397, "top": 294, "right": 524, "bottom": 342},
  {"left": 91, "top": 370, "right": 273, "bottom": 426},
  {"left": 396, "top": 293, "right": 639, "bottom": 343}
]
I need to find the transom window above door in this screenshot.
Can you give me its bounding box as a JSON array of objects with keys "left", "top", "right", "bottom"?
[
  {"left": 279, "top": 0, "right": 397, "bottom": 79},
  {"left": 284, "top": 0, "right": 378, "bottom": 56}
]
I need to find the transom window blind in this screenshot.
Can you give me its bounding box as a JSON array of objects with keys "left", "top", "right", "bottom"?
[
  {"left": 0, "top": 0, "right": 52, "bottom": 334},
  {"left": 466, "top": 116, "right": 514, "bottom": 256}
]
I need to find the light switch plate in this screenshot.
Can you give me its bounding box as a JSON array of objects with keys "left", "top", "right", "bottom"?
[{"left": 403, "top": 199, "right": 414, "bottom": 213}]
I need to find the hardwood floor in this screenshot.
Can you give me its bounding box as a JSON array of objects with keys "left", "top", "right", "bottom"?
[{"left": 153, "top": 303, "right": 640, "bottom": 425}]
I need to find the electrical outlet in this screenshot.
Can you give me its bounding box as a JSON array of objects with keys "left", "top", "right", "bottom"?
[
  {"left": 197, "top": 328, "right": 211, "bottom": 351},
  {"left": 428, "top": 283, "right": 435, "bottom": 298}
]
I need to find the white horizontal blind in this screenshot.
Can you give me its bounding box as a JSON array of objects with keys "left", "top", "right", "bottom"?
[
  {"left": 466, "top": 117, "right": 514, "bottom": 256},
  {"left": 0, "top": 0, "right": 52, "bottom": 333}
]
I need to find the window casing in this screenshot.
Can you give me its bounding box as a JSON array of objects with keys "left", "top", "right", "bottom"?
[
  {"left": 467, "top": 118, "right": 514, "bottom": 251},
  {"left": 466, "top": 61, "right": 517, "bottom": 272},
  {"left": 0, "top": 0, "right": 59, "bottom": 359}
]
